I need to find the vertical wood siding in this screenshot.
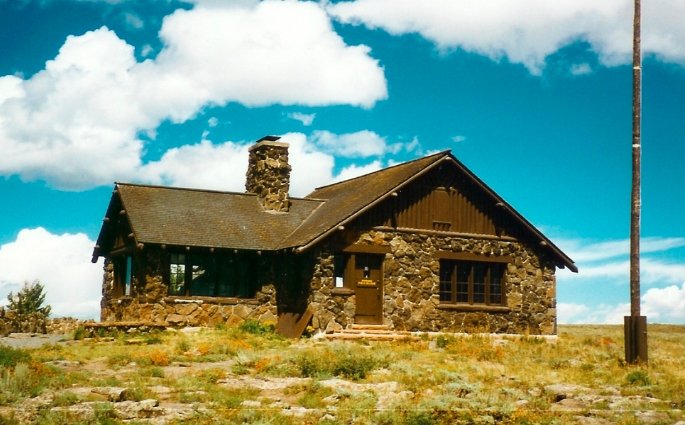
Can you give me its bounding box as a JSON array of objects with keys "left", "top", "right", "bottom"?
[{"left": 356, "top": 165, "right": 509, "bottom": 236}]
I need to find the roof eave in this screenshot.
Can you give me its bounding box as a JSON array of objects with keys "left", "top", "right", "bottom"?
[
  {"left": 293, "top": 153, "right": 451, "bottom": 253},
  {"left": 442, "top": 156, "right": 577, "bottom": 273}
]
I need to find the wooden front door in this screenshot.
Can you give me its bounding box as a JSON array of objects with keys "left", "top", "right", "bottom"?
[{"left": 354, "top": 254, "right": 383, "bottom": 324}]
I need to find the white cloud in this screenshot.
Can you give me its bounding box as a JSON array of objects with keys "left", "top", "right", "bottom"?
[
  {"left": 0, "top": 1, "right": 387, "bottom": 190},
  {"left": 333, "top": 160, "right": 383, "bottom": 183},
  {"left": 555, "top": 236, "right": 685, "bottom": 263},
  {"left": 311, "top": 130, "right": 389, "bottom": 157},
  {"left": 287, "top": 112, "right": 316, "bottom": 126},
  {"left": 140, "top": 140, "right": 251, "bottom": 192},
  {"left": 570, "top": 63, "right": 592, "bottom": 76},
  {"left": 136, "top": 132, "right": 380, "bottom": 197},
  {"left": 0, "top": 228, "right": 102, "bottom": 319},
  {"left": 643, "top": 283, "right": 685, "bottom": 322},
  {"left": 559, "top": 302, "right": 630, "bottom": 325},
  {"left": 555, "top": 235, "right": 685, "bottom": 324},
  {"left": 451, "top": 135, "right": 466, "bottom": 143},
  {"left": 328, "top": 0, "right": 685, "bottom": 74},
  {"left": 123, "top": 12, "right": 144, "bottom": 30},
  {"left": 560, "top": 285, "right": 685, "bottom": 324},
  {"left": 309, "top": 130, "right": 421, "bottom": 158}
]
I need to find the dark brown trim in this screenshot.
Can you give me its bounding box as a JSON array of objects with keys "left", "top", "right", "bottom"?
[
  {"left": 163, "top": 296, "right": 260, "bottom": 306},
  {"left": 109, "top": 246, "right": 135, "bottom": 257},
  {"left": 372, "top": 226, "right": 518, "bottom": 241},
  {"left": 295, "top": 152, "right": 449, "bottom": 253},
  {"left": 437, "top": 304, "right": 511, "bottom": 313},
  {"left": 435, "top": 251, "right": 513, "bottom": 263},
  {"left": 331, "top": 288, "right": 355, "bottom": 296},
  {"left": 342, "top": 244, "right": 391, "bottom": 254}
]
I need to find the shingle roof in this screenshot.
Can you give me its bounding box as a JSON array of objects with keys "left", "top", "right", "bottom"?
[
  {"left": 103, "top": 184, "right": 322, "bottom": 252},
  {"left": 283, "top": 151, "right": 449, "bottom": 249},
  {"left": 93, "top": 150, "right": 576, "bottom": 272}
]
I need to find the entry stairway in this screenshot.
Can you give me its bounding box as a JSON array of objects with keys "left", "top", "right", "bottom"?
[{"left": 324, "top": 324, "right": 419, "bottom": 341}]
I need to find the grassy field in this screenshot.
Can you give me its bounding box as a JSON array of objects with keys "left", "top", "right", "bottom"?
[{"left": 0, "top": 323, "right": 683, "bottom": 424}]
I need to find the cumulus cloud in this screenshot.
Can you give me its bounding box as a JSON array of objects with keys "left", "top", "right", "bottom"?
[
  {"left": 311, "top": 130, "right": 389, "bottom": 157},
  {"left": 0, "top": 228, "right": 102, "bottom": 319},
  {"left": 559, "top": 302, "right": 630, "bottom": 324},
  {"left": 136, "top": 132, "right": 388, "bottom": 197},
  {"left": 0, "top": 1, "right": 387, "bottom": 190},
  {"left": 555, "top": 236, "right": 685, "bottom": 263},
  {"left": 328, "top": 0, "right": 685, "bottom": 74},
  {"left": 333, "top": 160, "right": 383, "bottom": 183},
  {"left": 555, "top": 235, "right": 685, "bottom": 324},
  {"left": 287, "top": 112, "right": 316, "bottom": 126},
  {"left": 310, "top": 130, "right": 421, "bottom": 158},
  {"left": 643, "top": 283, "right": 685, "bottom": 322}
]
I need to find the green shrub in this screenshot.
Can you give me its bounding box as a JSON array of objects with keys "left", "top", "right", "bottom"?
[
  {"left": 73, "top": 326, "right": 87, "bottom": 341},
  {"left": 0, "top": 345, "right": 31, "bottom": 369},
  {"left": 405, "top": 411, "right": 436, "bottom": 425},
  {"left": 333, "top": 354, "right": 378, "bottom": 380},
  {"left": 435, "top": 335, "right": 451, "bottom": 349},
  {"left": 238, "top": 319, "right": 275, "bottom": 335},
  {"left": 7, "top": 280, "right": 51, "bottom": 316},
  {"left": 294, "top": 345, "right": 385, "bottom": 380},
  {"left": 626, "top": 369, "right": 650, "bottom": 386}
]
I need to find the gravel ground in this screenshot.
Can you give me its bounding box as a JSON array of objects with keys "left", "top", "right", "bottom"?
[{"left": 0, "top": 333, "right": 68, "bottom": 349}]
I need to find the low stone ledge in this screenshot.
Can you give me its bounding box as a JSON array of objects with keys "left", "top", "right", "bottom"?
[
  {"left": 331, "top": 288, "right": 355, "bottom": 296},
  {"left": 162, "top": 296, "right": 251, "bottom": 306},
  {"left": 436, "top": 304, "right": 511, "bottom": 313}
]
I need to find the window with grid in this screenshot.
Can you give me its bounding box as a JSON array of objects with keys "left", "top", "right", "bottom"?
[
  {"left": 167, "top": 252, "right": 257, "bottom": 298},
  {"left": 439, "top": 260, "right": 504, "bottom": 305}
]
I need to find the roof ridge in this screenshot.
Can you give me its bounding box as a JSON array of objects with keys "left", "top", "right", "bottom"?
[
  {"left": 116, "top": 182, "right": 325, "bottom": 204},
  {"left": 116, "top": 182, "right": 253, "bottom": 196},
  {"left": 308, "top": 150, "right": 451, "bottom": 193}
]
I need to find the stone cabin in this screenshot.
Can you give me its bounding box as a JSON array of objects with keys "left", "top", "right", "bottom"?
[{"left": 92, "top": 135, "right": 577, "bottom": 336}]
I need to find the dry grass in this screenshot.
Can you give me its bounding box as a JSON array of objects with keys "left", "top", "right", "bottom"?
[{"left": 0, "top": 324, "right": 682, "bottom": 424}]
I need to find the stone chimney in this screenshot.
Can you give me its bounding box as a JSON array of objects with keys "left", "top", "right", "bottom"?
[{"left": 245, "top": 136, "right": 291, "bottom": 212}]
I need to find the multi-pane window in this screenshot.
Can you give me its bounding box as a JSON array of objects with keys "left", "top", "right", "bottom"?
[
  {"left": 167, "top": 252, "right": 257, "bottom": 298},
  {"left": 169, "top": 253, "right": 186, "bottom": 295},
  {"left": 439, "top": 260, "right": 504, "bottom": 305}
]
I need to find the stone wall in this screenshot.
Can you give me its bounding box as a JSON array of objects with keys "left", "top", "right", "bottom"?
[
  {"left": 308, "top": 230, "right": 557, "bottom": 335},
  {"left": 245, "top": 138, "right": 291, "bottom": 212},
  {"left": 100, "top": 257, "right": 279, "bottom": 328},
  {"left": 99, "top": 230, "right": 556, "bottom": 335}
]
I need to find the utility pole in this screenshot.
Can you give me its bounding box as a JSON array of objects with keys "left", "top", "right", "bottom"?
[{"left": 625, "top": 0, "right": 648, "bottom": 364}]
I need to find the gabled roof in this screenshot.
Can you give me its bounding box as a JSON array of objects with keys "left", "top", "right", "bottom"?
[
  {"left": 92, "top": 150, "right": 576, "bottom": 272},
  {"left": 283, "top": 151, "right": 448, "bottom": 249},
  {"left": 92, "top": 184, "right": 323, "bottom": 258},
  {"left": 284, "top": 151, "right": 576, "bottom": 272}
]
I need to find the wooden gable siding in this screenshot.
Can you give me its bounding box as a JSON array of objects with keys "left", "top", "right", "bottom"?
[{"left": 354, "top": 165, "right": 509, "bottom": 236}]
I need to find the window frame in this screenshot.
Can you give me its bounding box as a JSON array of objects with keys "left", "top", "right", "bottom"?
[
  {"left": 439, "top": 259, "right": 506, "bottom": 306},
  {"left": 166, "top": 250, "right": 258, "bottom": 299},
  {"left": 113, "top": 254, "right": 134, "bottom": 297}
]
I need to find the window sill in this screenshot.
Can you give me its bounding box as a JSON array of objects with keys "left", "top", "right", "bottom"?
[
  {"left": 331, "top": 288, "right": 355, "bottom": 296},
  {"left": 163, "top": 296, "right": 259, "bottom": 306},
  {"left": 437, "top": 304, "right": 511, "bottom": 313}
]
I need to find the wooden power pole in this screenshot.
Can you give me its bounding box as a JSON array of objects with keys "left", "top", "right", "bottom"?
[{"left": 625, "top": 0, "right": 648, "bottom": 364}]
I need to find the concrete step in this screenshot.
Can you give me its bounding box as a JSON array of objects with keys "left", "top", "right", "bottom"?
[
  {"left": 349, "top": 324, "right": 392, "bottom": 331},
  {"left": 325, "top": 332, "right": 419, "bottom": 341},
  {"left": 325, "top": 324, "right": 419, "bottom": 341}
]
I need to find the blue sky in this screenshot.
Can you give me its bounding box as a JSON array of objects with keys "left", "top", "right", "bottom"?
[{"left": 0, "top": 0, "right": 684, "bottom": 323}]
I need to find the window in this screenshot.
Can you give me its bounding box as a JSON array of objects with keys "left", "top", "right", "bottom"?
[
  {"left": 167, "top": 252, "right": 258, "bottom": 298},
  {"left": 113, "top": 255, "right": 133, "bottom": 296},
  {"left": 333, "top": 254, "right": 347, "bottom": 288},
  {"left": 439, "top": 260, "right": 504, "bottom": 305},
  {"left": 169, "top": 253, "right": 186, "bottom": 295},
  {"left": 333, "top": 253, "right": 384, "bottom": 289}
]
